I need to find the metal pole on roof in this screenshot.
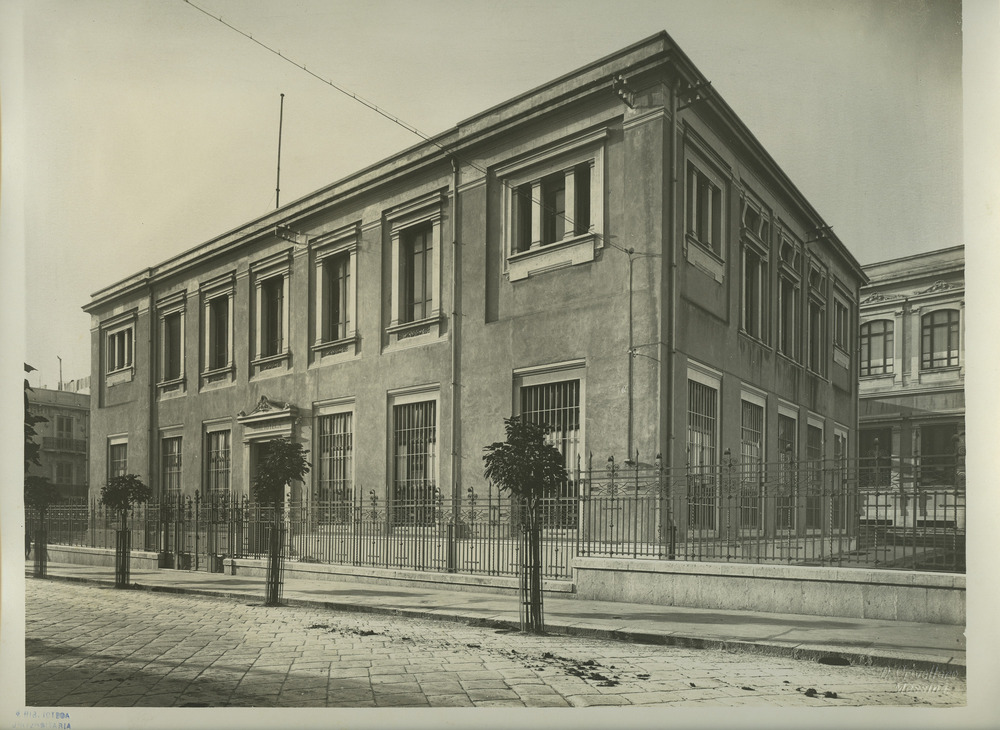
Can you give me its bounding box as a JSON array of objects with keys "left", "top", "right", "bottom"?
[{"left": 276, "top": 93, "right": 285, "bottom": 209}]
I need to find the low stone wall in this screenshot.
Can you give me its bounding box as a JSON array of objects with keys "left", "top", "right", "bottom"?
[
  {"left": 225, "top": 557, "right": 575, "bottom": 597},
  {"left": 572, "top": 557, "right": 965, "bottom": 625},
  {"left": 43, "top": 545, "right": 161, "bottom": 571}
]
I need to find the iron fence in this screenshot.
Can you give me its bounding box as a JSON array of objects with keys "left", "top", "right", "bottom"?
[{"left": 28, "top": 452, "right": 965, "bottom": 579}]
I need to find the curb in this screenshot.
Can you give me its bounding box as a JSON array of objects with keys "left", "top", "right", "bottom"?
[{"left": 28, "top": 572, "right": 966, "bottom": 678}]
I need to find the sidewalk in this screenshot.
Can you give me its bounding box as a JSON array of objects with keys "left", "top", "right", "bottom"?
[{"left": 27, "top": 561, "right": 966, "bottom": 676}]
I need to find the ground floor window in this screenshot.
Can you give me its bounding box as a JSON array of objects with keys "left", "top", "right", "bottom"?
[
  {"left": 205, "top": 430, "right": 231, "bottom": 499},
  {"left": 317, "top": 411, "right": 353, "bottom": 504},
  {"left": 391, "top": 398, "right": 437, "bottom": 524},
  {"left": 161, "top": 437, "right": 182, "bottom": 502}
]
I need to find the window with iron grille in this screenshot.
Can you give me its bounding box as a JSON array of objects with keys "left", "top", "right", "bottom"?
[
  {"left": 108, "top": 442, "right": 128, "bottom": 481},
  {"left": 162, "top": 436, "right": 182, "bottom": 502},
  {"left": 392, "top": 400, "right": 437, "bottom": 518},
  {"left": 402, "top": 226, "right": 433, "bottom": 324},
  {"left": 860, "top": 319, "right": 894, "bottom": 376},
  {"left": 205, "top": 430, "right": 230, "bottom": 498},
  {"left": 687, "top": 378, "right": 718, "bottom": 531},
  {"left": 806, "top": 424, "right": 823, "bottom": 529},
  {"left": 519, "top": 378, "right": 581, "bottom": 527},
  {"left": 921, "top": 309, "right": 960, "bottom": 369},
  {"left": 739, "top": 399, "right": 764, "bottom": 530},
  {"left": 317, "top": 412, "right": 353, "bottom": 504},
  {"left": 776, "top": 414, "right": 796, "bottom": 530}
]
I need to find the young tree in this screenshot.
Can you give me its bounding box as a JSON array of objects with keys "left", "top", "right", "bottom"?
[
  {"left": 483, "top": 416, "right": 567, "bottom": 633},
  {"left": 100, "top": 474, "right": 152, "bottom": 588},
  {"left": 251, "top": 438, "right": 310, "bottom": 605}
]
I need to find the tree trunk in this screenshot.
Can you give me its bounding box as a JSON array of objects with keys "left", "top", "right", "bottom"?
[
  {"left": 115, "top": 509, "right": 130, "bottom": 588},
  {"left": 32, "top": 511, "right": 47, "bottom": 579},
  {"left": 264, "top": 507, "right": 284, "bottom": 606},
  {"left": 519, "top": 497, "right": 545, "bottom": 634}
]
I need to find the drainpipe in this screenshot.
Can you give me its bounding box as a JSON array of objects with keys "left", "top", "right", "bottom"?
[
  {"left": 449, "top": 157, "right": 462, "bottom": 562},
  {"left": 146, "top": 278, "right": 159, "bottom": 554},
  {"left": 666, "top": 78, "right": 680, "bottom": 471}
]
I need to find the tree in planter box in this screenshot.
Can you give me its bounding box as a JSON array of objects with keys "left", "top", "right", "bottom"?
[
  {"left": 251, "top": 438, "right": 310, "bottom": 606},
  {"left": 100, "top": 474, "right": 152, "bottom": 588},
  {"left": 483, "top": 416, "right": 567, "bottom": 634}
]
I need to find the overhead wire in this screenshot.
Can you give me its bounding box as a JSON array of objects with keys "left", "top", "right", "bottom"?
[{"left": 181, "top": 0, "right": 642, "bottom": 256}]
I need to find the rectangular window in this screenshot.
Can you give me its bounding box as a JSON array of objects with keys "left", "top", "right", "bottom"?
[
  {"left": 55, "top": 462, "right": 73, "bottom": 485},
  {"left": 807, "top": 299, "right": 825, "bottom": 374},
  {"left": 317, "top": 412, "right": 353, "bottom": 503},
  {"left": 205, "top": 430, "right": 231, "bottom": 498},
  {"left": 512, "top": 163, "right": 594, "bottom": 253},
  {"left": 686, "top": 162, "right": 723, "bottom": 255},
  {"left": 391, "top": 400, "right": 437, "bottom": 521},
  {"left": 541, "top": 171, "right": 566, "bottom": 245},
  {"left": 108, "top": 441, "right": 128, "bottom": 481},
  {"left": 805, "top": 423, "right": 823, "bottom": 529},
  {"left": 520, "top": 378, "right": 581, "bottom": 528},
  {"left": 56, "top": 416, "right": 73, "bottom": 440},
  {"left": 776, "top": 413, "right": 796, "bottom": 531},
  {"left": 860, "top": 428, "right": 892, "bottom": 489},
  {"left": 687, "top": 378, "right": 718, "bottom": 531},
  {"left": 739, "top": 398, "right": 764, "bottom": 530},
  {"left": 921, "top": 310, "right": 960, "bottom": 369},
  {"left": 207, "top": 295, "right": 230, "bottom": 370},
  {"left": 742, "top": 245, "right": 767, "bottom": 340},
  {"left": 834, "top": 299, "right": 850, "bottom": 350},
  {"left": 860, "top": 320, "right": 894, "bottom": 376},
  {"left": 161, "top": 311, "right": 183, "bottom": 381},
  {"left": 778, "top": 276, "right": 798, "bottom": 360},
  {"left": 260, "top": 276, "right": 284, "bottom": 357},
  {"left": 919, "top": 423, "right": 959, "bottom": 487},
  {"left": 107, "top": 328, "right": 133, "bottom": 373},
  {"left": 162, "top": 436, "right": 182, "bottom": 502},
  {"left": 402, "top": 226, "right": 433, "bottom": 323},
  {"left": 322, "top": 252, "right": 351, "bottom": 342}
]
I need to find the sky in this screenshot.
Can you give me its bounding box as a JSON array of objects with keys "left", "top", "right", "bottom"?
[{"left": 6, "top": 0, "right": 968, "bottom": 388}]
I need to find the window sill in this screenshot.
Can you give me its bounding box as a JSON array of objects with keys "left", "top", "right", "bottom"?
[
  {"left": 200, "top": 365, "right": 236, "bottom": 389},
  {"left": 157, "top": 377, "right": 186, "bottom": 399},
  {"left": 105, "top": 367, "right": 134, "bottom": 386},
  {"left": 312, "top": 334, "right": 360, "bottom": 360},
  {"left": 387, "top": 315, "right": 442, "bottom": 341},
  {"left": 506, "top": 233, "right": 598, "bottom": 281},
  {"left": 683, "top": 234, "right": 724, "bottom": 283},
  {"left": 832, "top": 346, "right": 850, "bottom": 370},
  {"left": 919, "top": 365, "right": 961, "bottom": 374},
  {"left": 251, "top": 351, "right": 291, "bottom": 378},
  {"left": 860, "top": 372, "right": 895, "bottom": 381}
]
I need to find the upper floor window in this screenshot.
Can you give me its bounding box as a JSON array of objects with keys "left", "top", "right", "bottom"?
[
  {"left": 106, "top": 326, "right": 133, "bottom": 374},
  {"left": 741, "top": 243, "right": 768, "bottom": 341},
  {"left": 312, "top": 222, "right": 359, "bottom": 357},
  {"left": 807, "top": 299, "right": 826, "bottom": 375},
  {"left": 778, "top": 275, "right": 799, "bottom": 360},
  {"left": 860, "top": 320, "right": 894, "bottom": 376},
  {"left": 833, "top": 298, "right": 850, "bottom": 351},
  {"left": 498, "top": 130, "right": 606, "bottom": 282},
  {"left": 387, "top": 191, "right": 444, "bottom": 343},
  {"left": 251, "top": 252, "right": 292, "bottom": 371},
  {"left": 921, "top": 309, "right": 960, "bottom": 369},
  {"left": 686, "top": 161, "right": 723, "bottom": 256},
  {"left": 55, "top": 415, "right": 73, "bottom": 440},
  {"left": 402, "top": 225, "right": 433, "bottom": 323},
  {"left": 160, "top": 310, "right": 184, "bottom": 383},
  {"left": 200, "top": 272, "right": 235, "bottom": 383}
]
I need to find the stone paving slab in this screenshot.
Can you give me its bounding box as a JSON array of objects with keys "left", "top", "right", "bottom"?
[{"left": 27, "top": 561, "right": 965, "bottom": 676}]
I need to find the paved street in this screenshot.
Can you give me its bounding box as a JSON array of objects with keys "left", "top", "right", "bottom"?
[{"left": 25, "top": 580, "right": 965, "bottom": 708}]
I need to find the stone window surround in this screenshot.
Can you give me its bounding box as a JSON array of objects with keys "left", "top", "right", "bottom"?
[
  {"left": 156, "top": 290, "right": 187, "bottom": 396},
  {"left": 497, "top": 129, "right": 606, "bottom": 282},
  {"left": 103, "top": 311, "right": 137, "bottom": 385},
  {"left": 682, "top": 135, "right": 730, "bottom": 284},
  {"left": 311, "top": 222, "right": 360, "bottom": 359},
  {"left": 250, "top": 250, "right": 293, "bottom": 375},
  {"left": 385, "top": 191, "right": 446, "bottom": 346},
  {"left": 200, "top": 272, "right": 236, "bottom": 386}
]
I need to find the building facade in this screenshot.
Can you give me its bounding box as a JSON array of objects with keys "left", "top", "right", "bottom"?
[
  {"left": 84, "top": 33, "right": 865, "bottom": 544},
  {"left": 858, "top": 246, "right": 965, "bottom": 479},
  {"left": 27, "top": 383, "right": 91, "bottom": 503}
]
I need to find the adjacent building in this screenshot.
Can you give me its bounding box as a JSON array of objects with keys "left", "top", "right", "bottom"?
[
  {"left": 27, "top": 382, "right": 91, "bottom": 503},
  {"left": 858, "top": 245, "right": 965, "bottom": 485},
  {"left": 84, "top": 32, "right": 866, "bottom": 545}
]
